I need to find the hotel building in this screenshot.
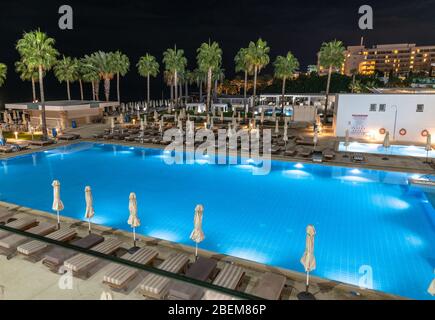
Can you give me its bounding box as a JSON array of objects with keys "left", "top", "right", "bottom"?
[{"left": 318, "top": 43, "right": 435, "bottom": 77}]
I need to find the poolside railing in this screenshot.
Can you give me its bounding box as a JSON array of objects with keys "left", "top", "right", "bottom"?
[{"left": 0, "top": 224, "right": 263, "bottom": 300}]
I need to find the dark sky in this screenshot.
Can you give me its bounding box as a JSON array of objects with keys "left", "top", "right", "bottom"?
[{"left": 1, "top": 0, "right": 435, "bottom": 105}]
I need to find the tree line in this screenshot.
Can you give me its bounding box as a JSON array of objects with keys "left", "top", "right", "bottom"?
[{"left": 0, "top": 29, "right": 350, "bottom": 139}]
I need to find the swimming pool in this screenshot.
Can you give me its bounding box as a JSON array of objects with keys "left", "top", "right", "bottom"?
[
  {"left": 338, "top": 141, "right": 435, "bottom": 158},
  {"left": 1, "top": 142, "right": 434, "bottom": 299}
]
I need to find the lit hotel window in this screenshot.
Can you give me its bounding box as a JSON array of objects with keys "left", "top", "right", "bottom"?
[
  {"left": 416, "top": 104, "right": 424, "bottom": 112},
  {"left": 370, "top": 104, "right": 377, "bottom": 112}
]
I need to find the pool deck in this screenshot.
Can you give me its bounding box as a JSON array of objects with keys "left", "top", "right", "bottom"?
[
  {"left": 1, "top": 123, "right": 433, "bottom": 174},
  {"left": 0, "top": 202, "right": 403, "bottom": 300}
]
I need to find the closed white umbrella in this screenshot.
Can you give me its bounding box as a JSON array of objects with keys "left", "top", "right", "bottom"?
[
  {"left": 238, "top": 112, "right": 241, "bottom": 123},
  {"left": 84, "top": 186, "right": 95, "bottom": 234},
  {"left": 428, "top": 278, "right": 435, "bottom": 296},
  {"left": 260, "top": 109, "right": 264, "bottom": 124},
  {"left": 2, "top": 112, "right": 7, "bottom": 123},
  {"left": 275, "top": 119, "right": 279, "bottom": 134},
  {"left": 313, "top": 131, "right": 318, "bottom": 148},
  {"left": 140, "top": 119, "right": 145, "bottom": 132},
  {"left": 425, "top": 134, "right": 432, "bottom": 163},
  {"left": 298, "top": 225, "right": 316, "bottom": 300},
  {"left": 111, "top": 117, "right": 115, "bottom": 133},
  {"left": 153, "top": 111, "right": 158, "bottom": 123},
  {"left": 190, "top": 204, "right": 205, "bottom": 260},
  {"left": 283, "top": 123, "right": 288, "bottom": 146},
  {"left": 383, "top": 131, "right": 390, "bottom": 149},
  {"left": 128, "top": 192, "right": 141, "bottom": 247},
  {"left": 344, "top": 129, "right": 350, "bottom": 147},
  {"left": 52, "top": 180, "right": 64, "bottom": 228},
  {"left": 159, "top": 118, "right": 164, "bottom": 134},
  {"left": 220, "top": 110, "right": 224, "bottom": 122}
]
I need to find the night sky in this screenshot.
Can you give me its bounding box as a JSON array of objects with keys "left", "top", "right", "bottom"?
[{"left": 1, "top": 0, "right": 435, "bottom": 106}]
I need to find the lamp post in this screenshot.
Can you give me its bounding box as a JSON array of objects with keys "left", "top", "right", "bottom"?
[{"left": 391, "top": 105, "right": 398, "bottom": 141}]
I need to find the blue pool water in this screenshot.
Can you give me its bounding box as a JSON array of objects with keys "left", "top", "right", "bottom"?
[
  {"left": 0, "top": 142, "right": 434, "bottom": 299},
  {"left": 338, "top": 141, "right": 435, "bottom": 158}
]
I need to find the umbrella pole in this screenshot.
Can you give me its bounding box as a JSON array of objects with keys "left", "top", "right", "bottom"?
[
  {"left": 88, "top": 218, "right": 91, "bottom": 234},
  {"left": 57, "top": 210, "right": 60, "bottom": 229},
  {"left": 195, "top": 243, "right": 198, "bottom": 261},
  {"left": 305, "top": 271, "right": 310, "bottom": 293},
  {"left": 133, "top": 227, "right": 136, "bottom": 247}
]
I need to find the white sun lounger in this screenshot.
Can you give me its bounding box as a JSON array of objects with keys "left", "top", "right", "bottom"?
[
  {"left": 202, "top": 264, "right": 245, "bottom": 300},
  {"left": 0, "top": 218, "right": 38, "bottom": 239},
  {"left": 63, "top": 238, "right": 123, "bottom": 278},
  {"left": 17, "top": 228, "right": 77, "bottom": 261},
  {"left": 103, "top": 247, "right": 158, "bottom": 290},
  {"left": 0, "top": 211, "right": 14, "bottom": 223},
  {"left": 138, "top": 253, "right": 190, "bottom": 299},
  {"left": 0, "top": 222, "right": 57, "bottom": 258},
  {"left": 251, "top": 272, "right": 286, "bottom": 300}
]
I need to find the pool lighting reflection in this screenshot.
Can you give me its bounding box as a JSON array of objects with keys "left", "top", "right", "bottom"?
[
  {"left": 294, "top": 163, "right": 304, "bottom": 169},
  {"left": 350, "top": 168, "right": 362, "bottom": 174},
  {"left": 283, "top": 169, "right": 311, "bottom": 178}
]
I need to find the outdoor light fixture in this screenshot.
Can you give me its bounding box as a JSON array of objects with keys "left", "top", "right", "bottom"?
[{"left": 14, "top": 131, "right": 18, "bottom": 140}]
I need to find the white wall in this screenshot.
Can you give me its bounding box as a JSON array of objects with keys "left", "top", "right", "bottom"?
[{"left": 334, "top": 94, "right": 435, "bottom": 143}]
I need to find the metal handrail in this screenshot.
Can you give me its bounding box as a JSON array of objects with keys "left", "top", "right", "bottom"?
[{"left": 0, "top": 224, "right": 263, "bottom": 300}]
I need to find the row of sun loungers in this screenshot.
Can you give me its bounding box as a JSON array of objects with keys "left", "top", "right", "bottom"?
[
  {"left": 17, "top": 228, "right": 77, "bottom": 262},
  {"left": 57, "top": 133, "right": 81, "bottom": 141},
  {"left": 0, "top": 215, "right": 289, "bottom": 300},
  {"left": 103, "top": 247, "right": 158, "bottom": 290},
  {"left": 42, "top": 233, "right": 104, "bottom": 272},
  {"left": 63, "top": 238, "right": 123, "bottom": 278},
  {"left": 0, "top": 222, "right": 56, "bottom": 258}
]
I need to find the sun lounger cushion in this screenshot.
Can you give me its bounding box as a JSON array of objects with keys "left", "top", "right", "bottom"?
[
  {"left": 0, "top": 218, "right": 38, "bottom": 239},
  {"left": 252, "top": 272, "right": 286, "bottom": 300},
  {"left": 17, "top": 228, "right": 76, "bottom": 256},
  {"left": 0, "top": 222, "right": 56, "bottom": 250},
  {"left": 43, "top": 233, "right": 104, "bottom": 267},
  {"left": 203, "top": 264, "right": 244, "bottom": 300},
  {"left": 63, "top": 238, "right": 122, "bottom": 272},
  {"left": 103, "top": 247, "right": 158, "bottom": 287},
  {"left": 0, "top": 211, "right": 13, "bottom": 222},
  {"left": 139, "top": 253, "right": 189, "bottom": 298}
]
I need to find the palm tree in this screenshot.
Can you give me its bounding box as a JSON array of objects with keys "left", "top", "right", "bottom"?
[
  {"left": 137, "top": 54, "right": 159, "bottom": 105},
  {"left": 234, "top": 48, "right": 252, "bottom": 112},
  {"left": 246, "top": 38, "right": 270, "bottom": 108},
  {"left": 193, "top": 68, "right": 206, "bottom": 102},
  {"left": 0, "top": 63, "right": 6, "bottom": 87},
  {"left": 164, "top": 70, "right": 175, "bottom": 103},
  {"left": 54, "top": 56, "right": 78, "bottom": 100},
  {"left": 80, "top": 56, "right": 100, "bottom": 100},
  {"left": 196, "top": 41, "right": 222, "bottom": 114},
  {"left": 318, "top": 40, "right": 345, "bottom": 122},
  {"left": 16, "top": 30, "right": 59, "bottom": 140},
  {"left": 112, "top": 51, "right": 130, "bottom": 102},
  {"left": 15, "top": 60, "right": 39, "bottom": 101},
  {"left": 90, "top": 51, "right": 116, "bottom": 101},
  {"left": 274, "top": 52, "right": 299, "bottom": 112},
  {"left": 163, "top": 46, "right": 187, "bottom": 108},
  {"left": 212, "top": 67, "right": 225, "bottom": 101}
]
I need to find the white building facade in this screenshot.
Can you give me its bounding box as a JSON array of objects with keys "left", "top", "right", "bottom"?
[{"left": 334, "top": 93, "right": 435, "bottom": 143}]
